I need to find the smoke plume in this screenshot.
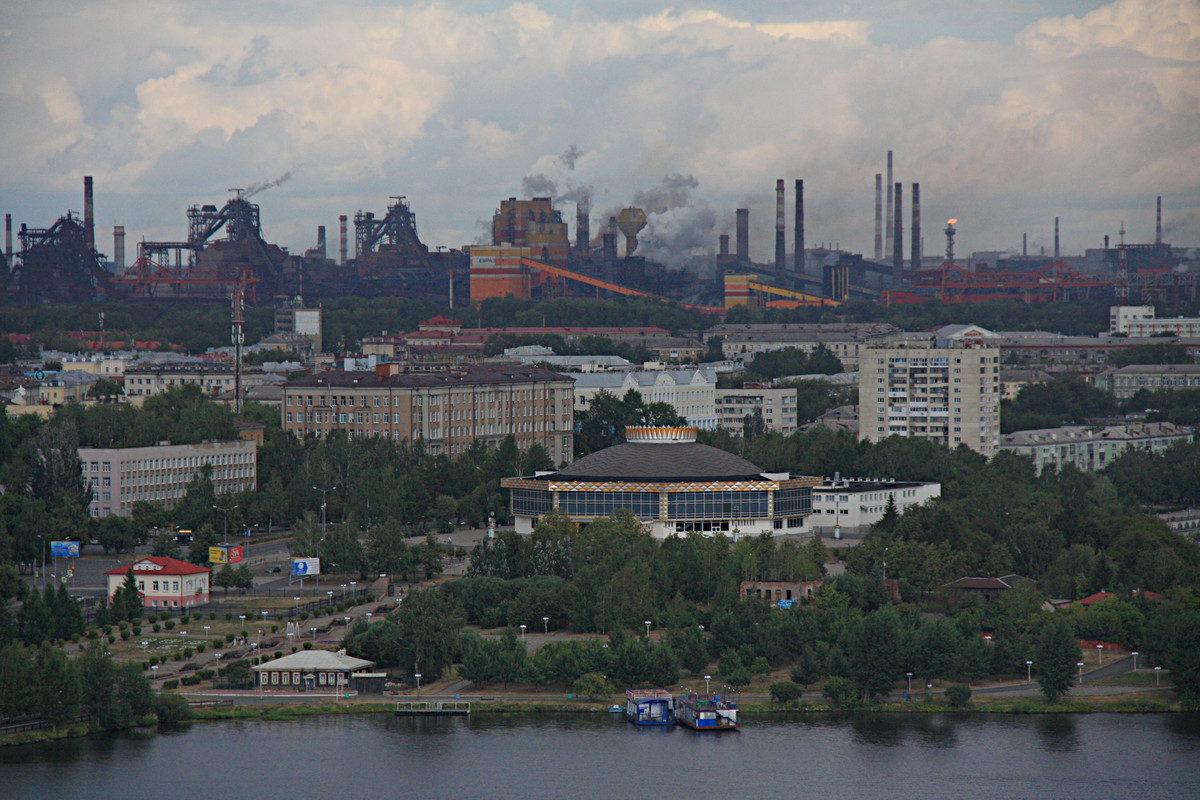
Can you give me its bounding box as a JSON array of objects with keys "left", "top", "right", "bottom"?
[{"left": 244, "top": 170, "right": 294, "bottom": 198}]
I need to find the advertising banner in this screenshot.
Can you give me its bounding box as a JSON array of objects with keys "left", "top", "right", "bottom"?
[
  {"left": 291, "top": 557, "right": 321, "bottom": 577},
  {"left": 225, "top": 546, "right": 243, "bottom": 564},
  {"left": 209, "top": 545, "right": 245, "bottom": 564},
  {"left": 50, "top": 541, "right": 81, "bottom": 558},
  {"left": 209, "top": 546, "right": 227, "bottom": 564}
]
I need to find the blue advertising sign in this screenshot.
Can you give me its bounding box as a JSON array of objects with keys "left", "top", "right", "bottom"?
[
  {"left": 51, "top": 541, "right": 81, "bottom": 558},
  {"left": 291, "top": 557, "right": 320, "bottom": 577}
]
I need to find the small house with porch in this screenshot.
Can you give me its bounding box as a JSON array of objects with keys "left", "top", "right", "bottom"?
[{"left": 251, "top": 649, "right": 379, "bottom": 693}]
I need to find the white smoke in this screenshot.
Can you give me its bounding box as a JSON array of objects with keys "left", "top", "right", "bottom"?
[{"left": 244, "top": 170, "right": 294, "bottom": 198}]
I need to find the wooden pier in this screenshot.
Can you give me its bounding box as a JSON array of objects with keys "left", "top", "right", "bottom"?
[{"left": 394, "top": 700, "right": 471, "bottom": 716}]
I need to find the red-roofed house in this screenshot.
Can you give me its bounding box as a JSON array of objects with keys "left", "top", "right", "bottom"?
[
  {"left": 106, "top": 557, "right": 211, "bottom": 610},
  {"left": 1076, "top": 589, "right": 1164, "bottom": 607}
]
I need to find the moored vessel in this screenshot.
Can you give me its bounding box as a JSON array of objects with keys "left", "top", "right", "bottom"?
[{"left": 675, "top": 692, "right": 738, "bottom": 731}]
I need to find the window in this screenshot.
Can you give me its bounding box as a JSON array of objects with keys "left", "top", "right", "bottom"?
[
  {"left": 774, "top": 487, "right": 812, "bottom": 516},
  {"left": 512, "top": 488, "right": 554, "bottom": 517},
  {"left": 668, "top": 491, "right": 768, "bottom": 520},
  {"left": 561, "top": 491, "right": 659, "bottom": 520}
]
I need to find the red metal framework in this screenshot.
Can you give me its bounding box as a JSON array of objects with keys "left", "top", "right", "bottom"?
[
  {"left": 113, "top": 254, "right": 259, "bottom": 302},
  {"left": 903, "top": 260, "right": 1111, "bottom": 304}
]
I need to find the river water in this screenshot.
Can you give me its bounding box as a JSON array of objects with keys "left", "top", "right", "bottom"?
[{"left": 3, "top": 712, "right": 1198, "bottom": 799}]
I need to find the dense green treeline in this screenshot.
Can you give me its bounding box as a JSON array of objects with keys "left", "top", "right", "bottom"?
[{"left": 999, "top": 374, "right": 1200, "bottom": 434}]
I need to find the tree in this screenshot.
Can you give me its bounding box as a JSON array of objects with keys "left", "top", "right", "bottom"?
[
  {"left": 769, "top": 680, "right": 803, "bottom": 704},
  {"left": 1036, "top": 619, "right": 1081, "bottom": 702},
  {"left": 821, "top": 676, "right": 860, "bottom": 708},
  {"left": 35, "top": 643, "right": 81, "bottom": 729},
  {"left": 847, "top": 610, "right": 904, "bottom": 699},
  {"left": 79, "top": 639, "right": 119, "bottom": 729},
  {"left": 945, "top": 683, "right": 972, "bottom": 708},
  {"left": 213, "top": 564, "right": 237, "bottom": 594},
  {"left": 572, "top": 671, "right": 613, "bottom": 700}
]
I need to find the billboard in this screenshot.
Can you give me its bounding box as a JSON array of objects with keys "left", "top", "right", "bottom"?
[
  {"left": 208, "top": 545, "right": 244, "bottom": 564},
  {"left": 291, "top": 557, "right": 321, "bottom": 577},
  {"left": 51, "top": 541, "right": 81, "bottom": 558}
]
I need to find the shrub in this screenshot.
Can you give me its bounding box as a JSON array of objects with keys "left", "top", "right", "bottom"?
[
  {"left": 159, "top": 612, "right": 170, "bottom": 621},
  {"left": 149, "top": 656, "right": 159, "bottom": 666},
  {"left": 86, "top": 629, "right": 98, "bottom": 639},
  {"left": 291, "top": 646, "right": 298, "bottom": 653},
  {"left": 183, "top": 647, "right": 195, "bottom": 659},
  {"left": 154, "top": 693, "right": 193, "bottom": 724},
  {"left": 821, "top": 676, "right": 860, "bottom": 709},
  {"left": 225, "top": 633, "right": 235, "bottom": 643},
  {"left": 572, "top": 672, "right": 613, "bottom": 700},
  {"left": 209, "top": 612, "right": 217, "bottom": 620},
  {"left": 108, "top": 635, "right": 117, "bottom": 644},
  {"left": 141, "top": 661, "right": 150, "bottom": 670},
  {"left": 152, "top": 623, "right": 161, "bottom": 633},
  {"left": 118, "top": 620, "right": 129, "bottom": 630},
  {"left": 164, "top": 620, "right": 175, "bottom": 630},
  {"left": 173, "top": 653, "right": 183, "bottom": 662},
  {"left": 726, "top": 668, "right": 752, "bottom": 688},
  {"left": 103, "top": 625, "right": 113, "bottom": 635},
  {"left": 946, "top": 684, "right": 972, "bottom": 709},
  {"left": 303, "top": 642, "right": 313, "bottom": 650},
  {"left": 769, "top": 681, "right": 804, "bottom": 704},
  {"left": 180, "top": 675, "right": 201, "bottom": 686},
  {"left": 299, "top": 612, "right": 309, "bottom": 621},
  {"left": 180, "top": 615, "right": 190, "bottom": 625},
  {"left": 120, "top": 629, "right": 132, "bottom": 641},
  {"left": 196, "top": 643, "right": 206, "bottom": 654},
  {"left": 162, "top": 679, "right": 180, "bottom": 690},
  {"left": 274, "top": 651, "right": 283, "bottom": 660},
  {"left": 132, "top": 626, "right": 142, "bottom": 636},
  {"left": 225, "top": 612, "right": 233, "bottom": 621},
  {"left": 751, "top": 657, "right": 771, "bottom": 676},
  {"left": 146, "top": 616, "right": 156, "bottom": 626}
]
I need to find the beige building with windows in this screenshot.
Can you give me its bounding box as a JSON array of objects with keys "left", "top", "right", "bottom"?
[
  {"left": 79, "top": 439, "right": 258, "bottom": 518},
  {"left": 999, "top": 422, "right": 1193, "bottom": 475},
  {"left": 123, "top": 362, "right": 266, "bottom": 403},
  {"left": 858, "top": 340, "right": 1001, "bottom": 456},
  {"left": 715, "top": 386, "right": 798, "bottom": 435},
  {"left": 282, "top": 365, "right": 574, "bottom": 464}
]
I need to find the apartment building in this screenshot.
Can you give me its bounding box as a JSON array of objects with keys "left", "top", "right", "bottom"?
[
  {"left": 715, "top": 386, "right": 799, "bottom": 435},
  {"left": 1094, "top": 364, "right": 1200, "bottom": 399},
  {"left": 810, "top": 477, "right": 942, "bottom": 535},
  {"left": 79, "top": 439, "right": 258, "bottom": 518},
  {"left": 123, "top": 362, "right": 265, "bottom": 402},
  {"left": 713, "top": 322, "right": 901, "bottom": 371},
  {"left": 999, "top": 422, "right": 1193, "bottom": 475},
  {"left": 282, "top": 365, "right": 574, "bottom": 464},
  {"left": 858, "top": 340, "right": 1002, "bottom": 456},
  {"left": 1109, "top": 305, "right": 1200, "bottom": 337}
]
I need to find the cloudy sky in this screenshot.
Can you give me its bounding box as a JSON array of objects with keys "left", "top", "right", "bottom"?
[{"left": 2, "top": 0, "right": 1197, "bottom": 267}]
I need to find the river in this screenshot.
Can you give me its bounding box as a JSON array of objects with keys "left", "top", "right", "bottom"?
[{"left": 3, "top": 712, "right": 1198, "bottom": 799}]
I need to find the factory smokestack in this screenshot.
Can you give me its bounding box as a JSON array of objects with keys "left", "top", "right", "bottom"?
[
  {"left": 719, "top": 234, "right": 730, "bottom": 256},
  {"left": 1023, "top": 233, "right": 1027, "bottom": 257},
  {"left": 775, "top": 179, "right": 786, "bottom": 273},
  {"left": 339, "top": 215, "right": 348, "bottom": 265},
  {"left": 576, "top": 201, "right": 590, "bottom": 255},
  {"left": 885, "top": 152, "right": 894, "bottom": 261},
  {"left": 735, "top": 208, "right": 749, "bottom": 265},
  {"left": 874, "top": 174, "right": 883, "bottom": 261},
  {"left": 603, "top": 216, "right": 618, "bottom": 281},
  {"left": 5, "top": 214, "right": 11, "bottom": 262},
  {"left": 317, "top": 225, "right": 327, "bottom": 260},
  {"left": 83, "top": 176, "right": 95, "bottom": 251},
  {"left": 1156, "top": 196, "right": 1162, "bottom": 247},
  {"left": 910, "top": 183, "right": 920, "bottom": 271},
  {"left": 893, "top": 182, "right": 903, "bottom": 272},
  {"left": 794, "top": 180, "right": 805, "bottom": 273},
  {"left": 113, "top": 225, "right": 125, "bottom": 271},
  {"left": 1054, "top": 217, "right": 1060, "bottom": 259}
]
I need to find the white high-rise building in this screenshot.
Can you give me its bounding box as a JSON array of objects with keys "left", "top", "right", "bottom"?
[{"left": 858, "top": 340, "right": 1001, "bottom": 456}]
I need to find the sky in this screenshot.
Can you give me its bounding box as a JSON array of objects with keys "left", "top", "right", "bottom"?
[{"left": 1, "top": 0, "right": 1198, "bottom": 268}]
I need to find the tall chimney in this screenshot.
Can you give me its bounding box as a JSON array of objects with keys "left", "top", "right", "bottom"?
[
  {"left": 874, "top": 173, "right": 883, "bottom": 261},
  {"left": 910, "top": 183, "right": 921, "bottom": 271},
  {"left": 775, "top": 179, "right": 786, "bottom": 273},
  {"left": 884, "top": 151, "right": 894, "bottom": 260},
  {"left": 317, "top": 225, "right": 327, "bottom": 259},
  {"left": 113, "top": 225, "right": 125, "bottom": 271},
  {"left": 1054, "top": 217, "right": 1060, "bottom": 258},
  {"left": 735, "top": 208, "right": 749, "bottom": 265},
  {"left": 1023, "top": 232, "right": 1027, "bottom": 257},
  {"left": 5, "top": 214, "right": 11, "bottom": 262},
  {"left": 719, "top": 234, "right": 730, "bottom": 256},
  {"left": 794, "top": 179, "right": 805, "bottom": 273},
  {"left": 1156, "top": 196, "right": 1163, "bottom": 247},
  {"left": 603, "top": 216, "right": 618, "bottom": 281},
  {"left": 339, "top": 215, "right": 348, "bottom": 265},
  {"left": 83, "top": 176, "right": 95, "bottom": 251},
  {"left": 576, "top": 201, "right": 590, "bottom": 254},
  {"left": 893, "top": 182, "right": 903, "bottom": 272}
]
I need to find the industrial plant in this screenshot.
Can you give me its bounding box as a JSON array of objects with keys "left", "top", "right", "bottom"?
[{"left": 2, "top": 157, "right": 1195, "bottom": 312}]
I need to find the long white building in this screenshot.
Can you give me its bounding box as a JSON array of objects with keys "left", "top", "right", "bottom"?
[
  {"left": 572, "top": 368, "right": 718, "bottom": 430},
  {"left": 79, "top": 439, "right": 258, "bottom": 518},
  {"left": 810, "top": 477, "right": 942, "bottom": 536}
]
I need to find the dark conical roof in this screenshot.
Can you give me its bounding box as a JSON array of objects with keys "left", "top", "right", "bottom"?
[{"left": 552, "top": 442, "right": 764, "bottom": 482}]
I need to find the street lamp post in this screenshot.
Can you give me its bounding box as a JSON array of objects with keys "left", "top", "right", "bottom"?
[
  {"left": 906, "top": 672, "right": 913, "bottom": 693},
  {"left": 1154, "top": 666, "right": 1162, "bottom": 686},
  {"left": 543, "top": 616, "right": 549, "bottom": 635},
  {"left": 415, "top": 672, "right": 422, "bottom": 698},
  {"left": 1077, "top": 661, "right": 1084, "bottom": 684},
  {"left": 519, "top": 624, "right": 526, "bottom": 642},
  {"left": 644, "top": 620, "right": 652, "bottom": 638},
  {"left": 1130, "top": 651, "right": 1139, "bottom": 670},
  {"left": 212, "top": 503, "right": 238, "bottom": 545},
  {"left": 1096, "top": 644, "right": 1103, "bottom": 665},
  {"left": 151, "top": 665, "right": 159, "bottom": 682},
  {"left": 340, "top": 583, "right": 347, "bottom": 601},
  {"left": 294, "top": 596, "right": 301, "bottom": 616},
  {"left": 313, "top": 484, "right": 336, "bottom": 534},
  {"left": 704, "top": 675, "right": 711, "bottom": 694},
  {"left": 365, "top": 613, "right": 372, "bottom": 624},
  {"left": 1025, "top": 660, "right": 1033, "bottom": 682},
  {"left": 326, "top": 590, "right": 334, "bottom": 607},
  {"left": 349, "top": 580, "right": 356, "bottom": 599},
  {"left": 310, "top": 626, "right": 316, "bottom": 640}
]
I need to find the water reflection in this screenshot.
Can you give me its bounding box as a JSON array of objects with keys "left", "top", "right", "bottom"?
[
  {"left": 847, "top": 712, "right": 905, "bottom": 746},
  {"left": 908, "top": 713, "right": 958, "bottom": 748},
  {"left": 1033, "top": 714, "right": 1078, "bottom": 751}
]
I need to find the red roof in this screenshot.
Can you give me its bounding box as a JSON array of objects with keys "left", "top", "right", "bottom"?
[
  {"left": 106, "top": 556, "right": 211, "bottom": 577},
  {"left": 420, "top": 315, "right": 463, "bottom": 326},
  {"left": 1077, "top": 588, "right": 1163, "bottom": 607}
]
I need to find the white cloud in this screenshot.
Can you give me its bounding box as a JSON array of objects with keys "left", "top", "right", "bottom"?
[{"left": 0, "top": 0, "right": 1196, "bottom": 262}]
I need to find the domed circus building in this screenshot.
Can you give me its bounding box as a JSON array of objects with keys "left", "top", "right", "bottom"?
[{"left": 501, "top": 427, "right": 818, "bottom": 538}]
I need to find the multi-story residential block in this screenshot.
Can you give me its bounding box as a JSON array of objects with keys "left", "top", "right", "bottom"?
[
  {"left": 571, "top": 368, "right": 718, "bottom": 429},
  {"left": 1094, "top": 364, "right": 1200, "bottom": 399},
  {"left": 79, "top": 439, "right": 258, "bottom": 518},
  {"left": 810, "top": 477, "right": 942, "bottom": 535},
  {"left": 858, "top": 340, "right": 1002, "bottom": 456},
  {"left": 1109, "top": 305, "right": 1200, "bottom": 337},
  {"left": 715, "top": 386, "right": 798, "bottom": 435},
  {"left": 282, "top": 365, "right": 574, "bottom": 463},
  {"left": 712, "top": 322, "right": 901, "bottom": 371},
  {"left": 999, "top": 422, "right": 1193, "bottom": 475}
]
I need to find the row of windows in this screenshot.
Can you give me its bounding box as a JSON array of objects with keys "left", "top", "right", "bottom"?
[
  {"left": 774, "top": 488, "right": 812, "bottom": 516},
  {"left": 561, "top": 491, "right": 659, "bottom": 520},
  {"left": 512, "top": 489, "right": 554, "bottom": 518},
  {"left": 667, "top": 491, "right": 768, "bottom": 520}
]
